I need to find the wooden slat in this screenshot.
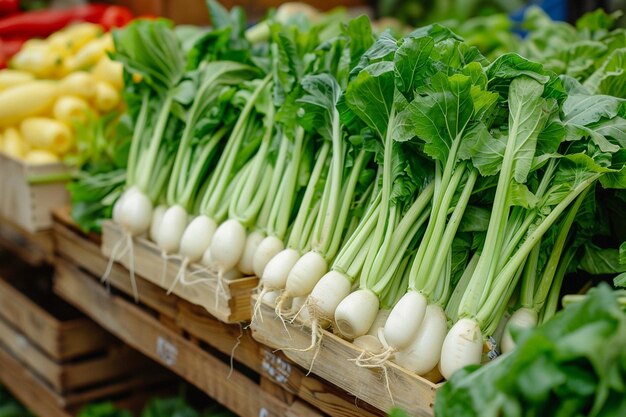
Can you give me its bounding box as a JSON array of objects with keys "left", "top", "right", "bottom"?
[
  {"left": 53, "top": 213, "right": 178, "bottom": 318},
  {"left": 54, "top": 260, "right": 323, "bottom": 417},
  {"left": 102, "top": 221, "right": 257, "bottom": 323},
  {"left": 0, "top": 342, "right": 72, "bottom": 417},
  {"left": 251, "top": 300, "right": 441, "bottom": 417},
  {"left": 62, "top": 347, "right": 152, "bottom": 391},
  {"left": 0, "top": 315, "right": 148, "bottom": 393},
  {"left": 0, "top": 153, "right": 69, "bottom": 232},
  {"left": 0, "top": 277, "right": 110, "bottom": 361},
  {"left": 260, "top": 347, "right": 382, "bottom": 417},
  {"left": 0, "top": 217, "right": 54, "bottom": 265},
  {"left": 0, "top": 316, "right": 63, "bottom": 390},
  {"left": 175, "top": 302, "right": 261, "bottom": 372}
]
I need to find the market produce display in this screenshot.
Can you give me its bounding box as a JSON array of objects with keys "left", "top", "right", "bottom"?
[
  {"left": 0, "top": 0, "right": 625, "bottom": 416},
  {"left": 87, "top": 0, "right": 626, "bottom": 390}
]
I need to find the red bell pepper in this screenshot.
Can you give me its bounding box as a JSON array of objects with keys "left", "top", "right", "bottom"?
[
  {"left": 0, "top": 36, "right": 25, "bottom": 56},
  {"left": 0, "top": 36, "right": 25, "bottom": 68},
  {"left": 0, "top": 0, "right": 19, "bottom": 17},
  {"left": 0, "top": 4, "right": 110, "bottom": 37},
  {"left": 99, "top": 6, "right": 134, "bottom": 30}
]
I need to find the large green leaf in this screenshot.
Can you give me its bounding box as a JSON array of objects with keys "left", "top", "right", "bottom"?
[
  {"left": 508, "top": 76, "right": 551, "bottom": 183},
  {"left": 584, "top": 48, "right": 626, "bottom": 97},
  {"left": 344, "top": 61, "right": 395, "bottom": 138}
]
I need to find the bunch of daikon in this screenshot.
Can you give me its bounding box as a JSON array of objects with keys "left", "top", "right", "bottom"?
[{"left": 104, "top": 1, "right": 626, "bottom": 385}]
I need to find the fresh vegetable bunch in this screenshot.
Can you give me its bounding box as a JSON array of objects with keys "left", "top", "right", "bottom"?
[
  {"left": 435, "top": 284, "right": 626, "bottom": 417},
  {"left": 0, "top": 22, "right": 123, "bottom": 164},
  {"left": 101, "top": 0, "right": 626, "bottom": 391}
]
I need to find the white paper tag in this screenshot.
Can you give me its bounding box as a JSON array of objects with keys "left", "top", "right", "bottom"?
[
  {"left": 261, "top": 350, "right": 292, "bottom": 385},
  {"left": 156, "top": 336, "right": 178, "bottom": 366}
]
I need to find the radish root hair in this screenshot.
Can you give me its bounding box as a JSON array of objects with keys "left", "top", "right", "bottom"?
[
  {"left": 166, "top": 257, "right": 190, "bottom": 295},
  {"left": 353, "top": 328, "right": 396, "bottom": 366},
  {"left": 215, "top": 270, "right": 227, "bottom": 310},
  {"left": 349, "top": 328, "right": 395, "bottom": 403},
  {"left": 349, "top": 357, "right": 395, "bottom": 404},
  {"left": 251, "top": 287, "right": 268, "bottom": 325},
  {"left": 228, "top": 323, "right": 243, "bottom": 379},
  {"left": 126, "top": 233, "right": 139, "bottom": 303},
  {"left": 102, "top": 234, "right": 128, "bottom": 284},
  {"left": 288, "top": 299, "right": 308, "bottom": 324},
  {"left": 273, "top": 292, "right": 292, "bottom": 337},
  {"left": 159, "top": 251, "right": 179, "bottom": 286}
]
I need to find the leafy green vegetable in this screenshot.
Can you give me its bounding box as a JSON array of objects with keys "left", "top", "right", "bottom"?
[
  {"left": 0, "top": 386, "right": 33, "bottom": 417},
  {"left": 435, "top": 284, "right": 626, "bottom": 417},
  {"left": 77, "top": 402, "right": 132, "bottom": 417}
]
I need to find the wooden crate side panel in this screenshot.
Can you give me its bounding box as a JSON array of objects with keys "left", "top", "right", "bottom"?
[
  {"left": 0, "top": 317, "right": 63, "bottom": 391},
  {"left": 57, "top": 315, "right": 115, "bottom": 360},
  {"left": 102, "top": 221, "right": 255, "bottom": 323},
  {"left": 53, "top": 261, "right": 322, "bottom": 417},
  {"left": 0, "top": 155, "right": 33, "bottom": 231},
  {"left": 260, "top": 348, "right": 383, "bottom": 417},
  {"left": 0, "top": 154, "right": 69, "bottom": 232},
  {"left": 62, "top": 347, "right": 151, "bottom": 390},
  {"left": 0, "top": 344, "right": 70, "bottom": 417},
  {"left": 54, "top": 219, "right": 178, "bottom": 318},
  {"left": 0, "top": 278, "right": 63, "bottom": 359},
  {"left": 251, "top": 302, "right": 438, "bottom": 417},
  {"left": 29, "top": 183, "right": 70, "bottom": 231},
  {"left": 0, "top": 218, "right": 54, "bottom": 265},
  {"left": 175, "top": 302, "right": 261, "bottom": 372},
  {"left": 0, "top": 275, "right": 110, "bottom": 360}
]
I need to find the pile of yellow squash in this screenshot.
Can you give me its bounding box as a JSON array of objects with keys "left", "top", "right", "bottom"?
[{"left": 0, "top": 23, "right": 123, "bottom": 164}]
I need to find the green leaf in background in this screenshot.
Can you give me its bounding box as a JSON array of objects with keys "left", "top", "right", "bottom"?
[
  {"left": 584, "top": 48, "right": 626, "bottom": 98},
  {"left": 77, "top": 402, "right": 132, "bottom": 417},
  {"left": 435, "top": 284, "right": 626, "bottom": 417}
]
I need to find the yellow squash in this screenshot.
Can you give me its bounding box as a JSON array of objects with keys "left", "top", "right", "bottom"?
[
  {"left": 20, "top": 117, "right": 73, "bottom": 155},
  {"left": 53, "top": 95, "right": 92, "bottom": 124},
  {"left": 0, "top": 81, "right": 58, "bottom": 126}
]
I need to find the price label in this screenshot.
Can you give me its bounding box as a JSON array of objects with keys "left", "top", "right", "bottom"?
[
  {"left": 156, "top": 336, "right": 178, "bottom": 366},
  {"left": 261, "top": 350, "right": 292, "bottom": 385},
  {"left": 258, "top": 407, "right": 268, "bottom": 417}
]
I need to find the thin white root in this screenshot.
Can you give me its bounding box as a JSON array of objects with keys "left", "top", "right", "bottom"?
[
  {"left": 348, "top": 358, "right": 394, "bottom": 404},
  {"left": 228, "top": 323, "right": 243, "bottom": 379},
  {"left": 354, "top": 330, "right": 395, "bottom": 364},
  {"left": 348, "top": 327, "right": 395, "bottom": 403},
  {"left": 251, "top": 287, "right": 268, "bottom": 326},
  {"left": 101, "top": 235, "right": 127, "bottom": 284},
  {"left": 288, "top": 300, "right": 308, "bottom": 324},
  {"left": 273, "top": 292, "right": 292, "bottom": 337},
  {"left": 126, "top": 233, "right": 139, "bottom": 303},
  {"left": 159, "top": 251, "right": 179, "bottom": 286},
  {"left": 282, "top": 310, "right": 324, "bottom": 375},
  {"left": 215, "top": 270, "right": 227, "bottom": 310},
  {"left": 166, "top": 257, "right": 190, "bottom": 295}
]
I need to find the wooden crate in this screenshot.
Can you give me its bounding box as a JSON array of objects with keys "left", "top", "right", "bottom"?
[
  {"left": 0, "top": 340, "right": 172, "bottom": 417},
  {"left": 53, "top": 208, "right": 388, "bottom": 417},
  {"left": 54, "top": 259, "right": 325, "bottom": 417},
  {"left": 251, "top": 298, "right": 442, "bottom": 417},
  {"left": 0, "top": 266, "right": 155, "bottom": 394},
  {"left": 0, "top": 215, "right": 55, "bottom": 265},
  {"left": 0, "top": 153, "right": 71, "bottom": 233},
  {"left": 101, "top": 220, "right": 257, "bottom": 323}
]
